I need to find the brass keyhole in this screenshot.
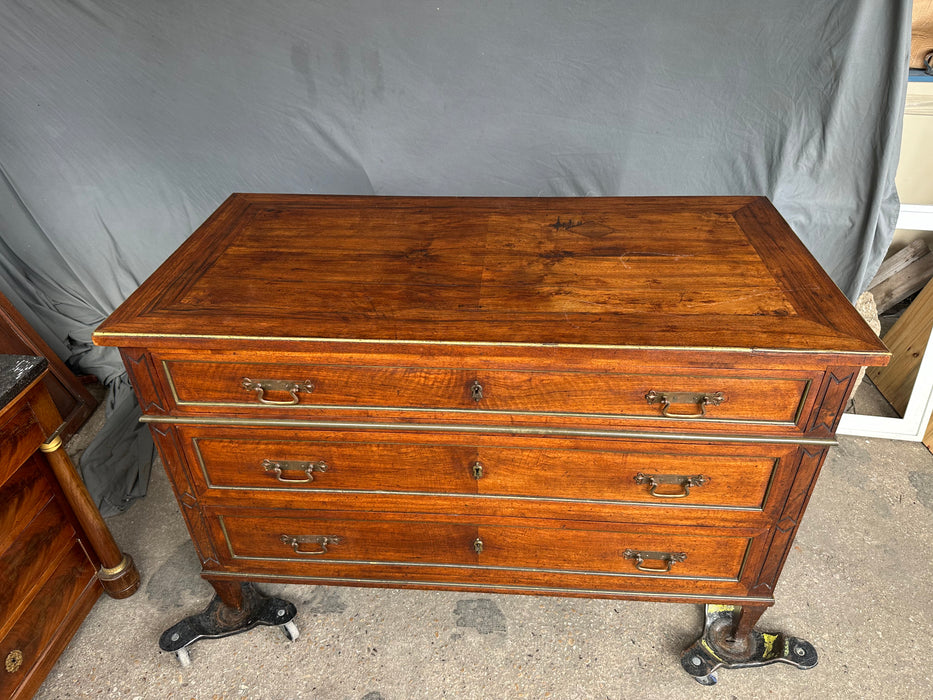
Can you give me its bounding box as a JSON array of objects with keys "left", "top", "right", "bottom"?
[
  {"left": 5, "top": 650, "right": 23, "bottom": 673},
  {"left": 470, "top": 380, "right": 484, "bottom": 402},
  {"left": 473, "top": 538, "right": 483, "bottom": 554},
  {"left": 472, "top": 461, "right": 484, "bottom": 479}
]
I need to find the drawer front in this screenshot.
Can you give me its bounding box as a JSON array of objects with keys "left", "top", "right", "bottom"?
[
  {"left": 0, "top": 540, "right": 98, "bottom": 700},
  {"left": 0, "top": 497, "right": 76, "bottom": 626},
  {"left": 0, "top": 455, "right": 56, "bottom": 556},
  {"left": 216, "top": 511, "right": 751, "bottom": 582},
  {"left": 0, "top": 403, "right": 44, "bottom": 486},
  {"left": 160, "top": 358, "right": 812, "bottom": 428},
  {"left": 181, "top": 426, "right": 790, "bottom": 512}
]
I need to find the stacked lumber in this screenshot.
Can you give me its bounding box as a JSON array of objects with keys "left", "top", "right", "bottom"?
[
  {"left": 867, "top": 275, "right": 933, "bottom": 452},
  {"left": 867, "top": 239, "right": 933, "bottom": 314},
  {"left": 913, "top": 0, "right": 933, "bottom": 70}
]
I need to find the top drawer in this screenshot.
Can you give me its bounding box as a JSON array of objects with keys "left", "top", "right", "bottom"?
[
  {"left": 0, "top": 402, "right": 44, "bottom": 487},
  {"left": 156, "top": 357, "right": 814, "bottom": 430}
]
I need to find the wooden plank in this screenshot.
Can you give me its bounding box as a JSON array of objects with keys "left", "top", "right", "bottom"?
[
  {"left": 868, "top": 276, "right": 933, "bottom": 413},
  {"left": 868, "top": 239, "right": 929, "bottom": 288},
  {"left": 868, "top": 253, "right": 933, "bottom": 314},
  {"left": 912, "top": 0, "right": 933, "bottom": 69}
]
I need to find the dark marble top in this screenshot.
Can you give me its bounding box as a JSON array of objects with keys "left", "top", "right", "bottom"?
[{"left": 0, "top": 354, "right": 48, "bottom": 409}]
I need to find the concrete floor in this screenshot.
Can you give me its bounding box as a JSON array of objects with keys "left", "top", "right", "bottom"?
[{"left": 34, "top": 402, "right": 933, "bottom": 699}]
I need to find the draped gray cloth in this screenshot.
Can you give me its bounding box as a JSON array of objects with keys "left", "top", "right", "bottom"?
[{"left": 0, "top": 1, "right": 911, "bottom": 513}]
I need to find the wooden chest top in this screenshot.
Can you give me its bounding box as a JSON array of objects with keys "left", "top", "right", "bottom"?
[{"left": 93, "top": 194, "right": 887, "bottom": 361}]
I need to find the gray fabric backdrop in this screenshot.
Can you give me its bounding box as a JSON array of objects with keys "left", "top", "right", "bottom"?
[{"left": 0, "top": 0, "right": 912, "bottom": 513}]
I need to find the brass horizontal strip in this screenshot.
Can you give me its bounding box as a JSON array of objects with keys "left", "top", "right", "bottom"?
[
  {"left": 170, "top": 399, "right": 800, "bottom": 428},
  {"left": 224, "top": 553, "right": 741, "bottom": 583},
  {"left": 203, "top": 570, "right": 770, "bottom": 603},
  {"left": 94, "top": 330, "right": 885, "bottom": 357},
  {"left": 139, "top": 414, "right": 838, "bottom": 445},
  {"left": 203, "top": 484, "right": 763, "bottom": 512}
]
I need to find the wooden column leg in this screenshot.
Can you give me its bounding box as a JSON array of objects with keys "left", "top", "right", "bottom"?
[
  {"left": 209, "top": 579, "right": 251, "bottom": 611},
  {"left": 39, "top": 435, "right": 140, "bottom": 599}
]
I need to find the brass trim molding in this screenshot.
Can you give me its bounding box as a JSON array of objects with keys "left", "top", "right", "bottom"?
[
  {"left": 140, "top": 414, "right": 838, "bottom": 446},
  {"left": 100, "top": 554, "right": 132, "bottom": 577},
  {"left": 202, "top": 569, "right": 772, "bottom": 604},
  {"left": 92, "top": 329, "right": 887, "bottom": 357}
]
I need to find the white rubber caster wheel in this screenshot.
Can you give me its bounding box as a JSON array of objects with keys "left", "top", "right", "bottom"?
[
  {"left": 282, "top": 620, "right": 299, "bottom": 642},
  {"left": 175, "top": 647, "right": 191, "bottom": 668},
  {"left": 694, "top": 671, "right": 717, "bottom": 686}
]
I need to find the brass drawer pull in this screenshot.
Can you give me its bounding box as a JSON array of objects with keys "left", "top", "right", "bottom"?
[
  {"left": 262, "top": 459, "right": 329, "bottom": 483},
  {"left": 623, "top": 548, "right": 687, "bottom": 573},
  {"left": 645, "top": 390, "right": 724, "bottom": 418},
  {"left": 242, "top": 378, "right": 315, "bottom": 405},
  {"left": 470, "top": 379, "right": 484, "bottom": 402},
  {"left": 473, "top": 538, "right": 484, "bottom": 553},
  {"left": 281, "top": 534, "right": 343, "bottom": 555},
  {"left": 471, "top": 461, "right": 484, "bottom": 479},
  {"left": 633, "top": 472, "right": 709, "bottom": 498}
]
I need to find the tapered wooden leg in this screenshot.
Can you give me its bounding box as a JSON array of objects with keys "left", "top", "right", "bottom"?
[
  {"left": 210, "top": 579, "right": 250, "bottom": 610},
  {"left": 728, "top": 604, "right": 768, "bottom": 644}
]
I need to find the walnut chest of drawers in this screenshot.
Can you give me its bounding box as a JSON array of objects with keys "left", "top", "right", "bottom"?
[{"left": 93, "top": 194, "right": 888, "bottom": 678}]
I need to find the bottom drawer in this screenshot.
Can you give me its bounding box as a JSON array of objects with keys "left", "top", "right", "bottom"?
[
  {"left": 0, "top": 541, "right": 99, "bottom": 700},
  {"left": 211, "top": 511, "right": 765, "bottom": 598}
]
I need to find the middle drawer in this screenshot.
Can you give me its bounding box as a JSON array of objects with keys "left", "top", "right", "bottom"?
[{"left": 173, "top": 425, "right": 798, "bottom": 515}]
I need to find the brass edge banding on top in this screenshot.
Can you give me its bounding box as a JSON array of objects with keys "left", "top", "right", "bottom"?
[
  {"left": 93, "top": 330, "right": 887, "bottom": 357},
  {"left": 138, "top": 415, "right": 838, "bottom": 446},
  {"left": 203, "top": 570, "right": 771, "bottom": 603}
]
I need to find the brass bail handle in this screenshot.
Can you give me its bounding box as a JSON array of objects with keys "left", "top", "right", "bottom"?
[
  {"left": 623, "top": 548, "right": 687, "bottom": 573},
  {"left": 634, "top": 472, "right": 709, "bottom": 499},
  {"left": 645, "top": 390, "right": 724, "bottom": 418},
  {"left": 262, "top": 459, "right": 329, "bottom": 483},
  {"left": 242, "top": 377, "right": 315, "bottom": 405},
  {"left": 281, "top": 534, "right": 343, "bottom": 555}
]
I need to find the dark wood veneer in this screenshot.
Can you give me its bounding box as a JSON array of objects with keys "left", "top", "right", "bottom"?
[{"left": 1, "top": 369, "right": 139, "bottom": 699}]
